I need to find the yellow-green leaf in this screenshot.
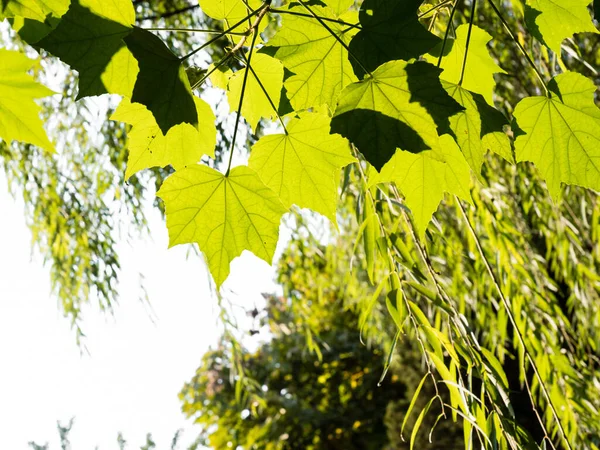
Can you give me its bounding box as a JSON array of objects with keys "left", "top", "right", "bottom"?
[
  {"left": 513, "top": 71, "right": 600, "bottom": 199},
  {"left": 371, "top": 135, "right": 472, "bottom": 238},
  {"left": 157, "top": 165, "right": 287, "bottom": 288},
  {"left": 248, "top": 112, "right": 356, "bottom": 223},
  {"left": 227, "top": 52, "right": 283, "bottom": 131},
  {"left": 426, "top": 24, "right": 505, "bottom": 105},
  {"left": 0, "top": 49, "right": 54, "bottom": 152},
  {"left": 269, "top": 3, "right": 359, "bottom": 111},
  {"left": 525, "top": 0, "right": 599, "bottom": 56},
  {"left": 1, "top": 0, "right": 68, "bottom": 21},
  {"left": 111, "top": 97, "right": 216, "bottom": 179}
]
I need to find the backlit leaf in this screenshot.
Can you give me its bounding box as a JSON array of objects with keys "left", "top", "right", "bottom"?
[
  {"left": 269, "top": 3, "right": 359, "bottom": 111},
  {"left": 349, "top": 0, "right": 440, "bottom": 77},
  {"left": 157, "top": 165, "right": 287, "bottom": 288},
  {"left": 331, "top": 60, "right": 462, "bottom": 171},
  {"left": 37, "top": 0, "right": 138, "bottom": 98},
  {"left": 0, "top": 49, "right": 54, "bottom": 152},
  {"left": 513, "top": 71, "right": 600, "bottom": 199},
  {"left": 227, "top": 52, "right": 283, "bottom": 131},
  {"left": 525, "top": 0, "right": 599, "bottom": 56},
  {"left": 1, "top": 0, "right": 68, "bottom": 21},
  {"left": 249, "top": 112, "right": 356, "bottom": 223},
  {"left": 443, "top": 82, "right": 512, "bottom": 173},
  {"left": 371, "top": 135, "right": 472, "bottom": 237},
  {"left": 124, "top": 27, "right": 199, "bottom": 134},
  {"left": 111, "top": 97, "right": 217, "bottom": 179},
  {"left": 426, "top": 24, "right": 506, "bottom": 105}
]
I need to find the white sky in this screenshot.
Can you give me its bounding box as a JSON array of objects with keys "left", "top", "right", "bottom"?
[{"left": 0, "top": 178, "right": 286, "bottom": 449}]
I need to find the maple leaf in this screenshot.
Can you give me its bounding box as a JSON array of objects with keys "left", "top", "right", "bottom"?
[
  {"left": 124, "top": 28, "right": 199, "bottom": 134},
  {"left": 370, "top": 135, "right": 472, "bottom": 238},
  {"left": 199, "top": 0, "right": 265, "bottom": 44},
  {"left": 1, "top": 0, "right": 68, "bottom": 21},
  {"left": 331, "top": 60, "right": 462, "bottom": 170},
  {"left": 443, "top": 82, "right": 512, "bottom": 173},
  {"left": 111, "top": 97, "right": 217, "bottom": 179},
  {"left": 249, "top": 112, "right": 356, "bottom": 224},
  {"left": 269, "top": 3, "right": 359, "bottom": 111},
  {"left": 425, "top": 24, "right": 506, "bottom": 105},
  {"left": 349, "top": 0, "right": 440, "bottom": 77},
  {"left": 37, "top": 0, "right": 138, "bottom": 98},
  {"left": 525, "top": 0, "right": 599, "bottom": 56},
  {"left": 158, "top": 165, "right": 287, "bottom": 288},
  {"left": 227, "top": 53, "right": 283, "bottom": 131},
  {"left": 0, "top": 49, "right": 54, "bottom": 152},
  {"left": 513, "top": 71, "right": 600, "bottom": 199}
]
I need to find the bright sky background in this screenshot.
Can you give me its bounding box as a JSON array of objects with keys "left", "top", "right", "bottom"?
[{"left": 0, "top": 176, "right": 287, "bottom": 449}]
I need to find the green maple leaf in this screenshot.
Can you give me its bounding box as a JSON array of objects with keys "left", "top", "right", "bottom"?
[
  {"left": 0, "top": 49, "right": 54, "bottom": 152},
  {"left": 248, "top": 112, "right": 356, "bottom": 224},
  {"left": 111, "top": 97, "right": 217, "bottom": 179},
  {"left": 157, "top": 165, "right": 287, "bottom": 288},
  {"left": 349, "top": 0, "right": 440, "bottom": 76},
  {"left": 370, "top": 135, "right": 472, "bottom": 238},
  {"left": 513, "top": 71, "right": 600, "bottom": 199},
  {"left": 1, "top": 0, "right": 68, "bottom": 21},
  {"left": 443, "top": 82, "right": 512, "bottom": 173},
  {"left": 331, "top": 60, "right": 462, "bottom": 170},
  {"left": 227, "top": 53, "right": 283, "bottom": 131},
  {"left": 199, "top": 0, "right": 265, "bottom": 44},
  {"left": 124, "top": 28, "right": 199, "bottom": 135},
  {"left": 37, "top": 0, "right": 138, "bottom": 98},
  {"left": 269, "top": 3, "right": 359, "bottom": 111},
  {"left": 425, "top": 24, "right": 505, "bottom": 105},
  {"left": 525, "top": 0, "right": 599, "bottom": 56}
]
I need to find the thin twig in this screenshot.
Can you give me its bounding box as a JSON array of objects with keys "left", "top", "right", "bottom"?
[
  {"left": 270, "top": 7, "right": 362, "bottom": 30},
  {"left": 458, "top": 0, "right": 477, "bottom": 86}
]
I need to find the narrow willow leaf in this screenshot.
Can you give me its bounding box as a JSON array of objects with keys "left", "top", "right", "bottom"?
[
  {"left": 249, "top": 112, "right": 356, "bottom": 224},
  {"left": 349, "top": 0, "right": 440, "bottom": 76},
  {"left": 227, "top": 53, "right": 283, "bottom": 131},
  {"left": 410, "top": 396, "right": 435, "bottom": 450},
  {"left": 1, "top": 0, "right": 68, "bottom": 21},
  {"left": 157, "top": 165, "right": 287, "bottom": 288},
  {"left": 363, "top": 194, "right": 378, "bottom": 282},
  {"left": 386, "top": 289, "right": 406, "bottom": 331},
  {"left": 525, "top": 0, "right": 599, "bottom": 56},
  {"left": 125, "top": 28, "right": 199, "bottom": 134},
  {"left": 37, "top": 0, "right": 138, "bottom": 98},
  {"left": 371, "top": 135, "right": 472, "bottom": 238},
  {"left": 513, "top": 71, "right": 600, "bottom": 199},
  {"left": 428, "top": 351, "right": 465, "bottom": 414},
  {"left": 443, "top": 81, "right": 512, "bottom": 173},
  {"left": 331, "top": 60, "right": 462, "bottom": 170},
  {"left": 426, "top": 24, "right": 506, "bottom": 105},
  {"left": 401, "top": 373, "right": 428, "bottom": 440},
  {"left": 481, "top": 348, "right": 510, "bottom": 389},
  {"left": 111, "top": 97, "right": 216, "bottom": 179},
  {"left": 378, "top": 329, "right": 400, "bottom": 385},
  {"left": 269, "top": 3, "right": 359, "bottom": 111},
  {"left": 0, "top": 49, "right": 54, "bottom": 152}
]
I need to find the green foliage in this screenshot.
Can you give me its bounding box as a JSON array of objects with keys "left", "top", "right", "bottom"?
[{"left": 2, "top": 0, "right": 600, "bottom": 448}]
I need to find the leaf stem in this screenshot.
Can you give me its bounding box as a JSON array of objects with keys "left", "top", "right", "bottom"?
[
  {"left": 458, "top": 0, "right": 477, "bottom": 86},
  {"left": 191, "top": 53, "right": 234, "bottom": 91},
  {"left": 418, "top": 0, "right": 453, "bottom": 19},
  {"left": 225, "top": 4, "right": 268, "bottom": 176},
  {"left": 180, "top": 5, "right": 265, "bottom": 62},
  {"left": 270, "top": 7, "right": 362, "bottom": 30},
  {"left": 486, "top": 0, "right": 549, "bottom": 96},
  {"left": 296, "top": 0, "right": 371, "bottom": 76},
  {"left": 437, "top": 0, "right": 460, "bottom": 68},
  {"left": 143, "top": 27, "right": 248, "bottom": 35},
  {"left": 456, "top": 197, "right": 573, "bottom": 450}
]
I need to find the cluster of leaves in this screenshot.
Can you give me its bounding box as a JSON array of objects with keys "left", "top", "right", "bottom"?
[{"left": 2, "top": 0, "right": 600, "bottom": 448}]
